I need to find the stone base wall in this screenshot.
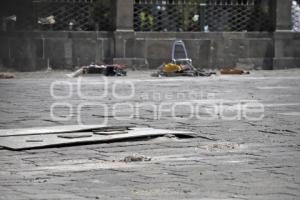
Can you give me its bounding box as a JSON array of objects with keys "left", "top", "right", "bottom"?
[
  {"left": 0, "top": 31, "right": 299, "bottom": 71},
  {"left": 273, "top": 32, "right": 300, "bottom": 69},
  {"left": 118, "top": 32, "right": 274, "bottom": 70},
  {"left": 0, "top": 31, "right": 113, "bottom": 71}
]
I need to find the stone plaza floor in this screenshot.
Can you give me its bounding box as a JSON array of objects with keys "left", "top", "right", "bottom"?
[{"left": 0, "top": 69, "right": 299, "bottom": 199}]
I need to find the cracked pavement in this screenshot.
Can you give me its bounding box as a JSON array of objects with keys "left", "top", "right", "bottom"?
[{"left": 0, "top": 70, "right": 299, "bottom": 199}]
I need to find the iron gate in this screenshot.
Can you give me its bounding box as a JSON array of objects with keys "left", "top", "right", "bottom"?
[
  {"left": 1, "top": 0, "right": 113, "bottom": 31},
  {"left": 133, "top": 0, "right": 274, "bottom": 32}
]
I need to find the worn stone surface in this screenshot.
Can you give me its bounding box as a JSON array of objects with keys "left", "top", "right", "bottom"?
[{"left": 0, "top": 70, "right": 299, "bottom": 199}]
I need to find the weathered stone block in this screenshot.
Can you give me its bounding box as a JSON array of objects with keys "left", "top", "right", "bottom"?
[
  {"left": 249, "top": 39, "right": 273, "bottom": 58},
  {"left": 146, "top": 40, "right": 172, "bottom": 60},
  {"left": 44, "top": 39, "right": 66, "bottom": 69},
  {"left": 229, "top": 39, "right": 249, "bottom": 59},
  {"left": 72, "top": 39, "right": 96, "bottom": 66},
  {"left": 273, "top": 58, "right": 300, "bottom": 69}
]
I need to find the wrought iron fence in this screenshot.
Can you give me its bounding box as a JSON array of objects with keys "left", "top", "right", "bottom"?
[
  {"left": 1, "top": 0, "right": 113, "bottom": 31},
  {"left": 292, "top": 0, "right": 300, "bottom": 32},
  {"left": 133, "top": 0, "right": 274, "bottom": 32}
]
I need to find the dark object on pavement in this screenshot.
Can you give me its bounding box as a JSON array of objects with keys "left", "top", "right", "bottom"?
[
  {"left": 121, "top": 155, "right": 151, "bottom": 162},
  {"left": 104, "top": 65, "right": 127, "bottom": 76},
  {"left": 83, "top": 65, "right": 105, "bottom": 74}
]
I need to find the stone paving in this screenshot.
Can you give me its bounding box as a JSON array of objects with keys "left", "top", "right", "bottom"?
[{"left": 0, "top": 70, "right": 299, "bottom": 199}]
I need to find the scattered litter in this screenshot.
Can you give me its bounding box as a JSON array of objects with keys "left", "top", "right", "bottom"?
[
  {"left": 219, "top": 67, "right": 250, "bottom": 75},
  {"left": 38, "top": 15, "right": 55, "bottom": 25},
  {"left": 121, "top": 154, "right": 151, "bottom": 162},
  {"left": 0, "top": 72, "right": 15, "bottom": 79},
  {"left": 183, "top": 189, "right": 191, "bottom": 193},
  {"left": 67, "top": 63, "right": 127, "bottom": 78},
  {"left": 152, "top": 40, "right": 216, "bottom": 77},
  {"left": 206, "top": 142, "right": 239, "bottom": 152},
  {"left": 152, "top": 63, "right": 215, "bottom": 77}
]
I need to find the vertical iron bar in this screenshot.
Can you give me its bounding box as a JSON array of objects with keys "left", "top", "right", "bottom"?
[{"left": 200, "top": 0, "right": 206, "bottom": 31}]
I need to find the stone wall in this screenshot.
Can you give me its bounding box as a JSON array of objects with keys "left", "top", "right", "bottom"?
[
  {"left": 1, "top": 0, "right": 300, "bottom": 71},
  {"left": 117, "top": 32, "right": 274, "bottom": 70},
  {"left": 273, "top": 32, "right": 300, "bottom": 69},
  {"left": 0, "top": 31, "right": 300, "bottom": 71},
  {"left": 0, "top": 31, "right": 113, "bottom": 71}
]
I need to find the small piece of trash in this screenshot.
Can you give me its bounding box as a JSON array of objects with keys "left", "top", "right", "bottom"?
[
  {"left": 120, "top": 154, "right": 151, "bottom": 163},
  {"left": 206, "top": 142, "right": 239, "bottom": 152}
]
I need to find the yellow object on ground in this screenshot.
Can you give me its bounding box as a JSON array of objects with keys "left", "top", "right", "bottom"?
[{"left": 163, "top": 63, "right": 182, "bottom": 73}]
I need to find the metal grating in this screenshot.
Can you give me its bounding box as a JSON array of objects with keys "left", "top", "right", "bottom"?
[
  {"left": 33, "top": 0, "right": 113, "bottom": 31},
  {"left": 292, "top": 0, "right": 300, "bottom": 32},
  {"left": 133, "top": 0, "right": 274, "bottom": 32},
  {"left": 1, "top": 0, "right": 113, "bottom": 31}
]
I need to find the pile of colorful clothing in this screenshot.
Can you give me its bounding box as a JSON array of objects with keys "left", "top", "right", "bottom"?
[{"left": 152, "top": 63, "right": 215, "bottom": 77}]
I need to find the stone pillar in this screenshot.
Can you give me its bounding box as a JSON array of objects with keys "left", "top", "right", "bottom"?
[
  {"left": 113, "top": 0, "right": 134, "bottom": 59},
  {"left": 113, "top": 0, "right": 146, "bottom": 68},
  {"left": 114, "top": 0, "right": 134, "bottom": 31},
  {"left": 274, "top": 0, "right": 292, "bottom": 31},
  {"left": 272, "top": 0, "right": 300, "bottom": 69}
]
